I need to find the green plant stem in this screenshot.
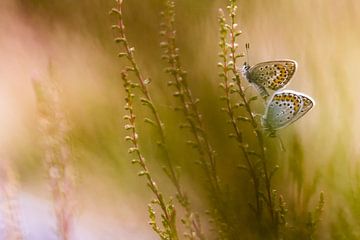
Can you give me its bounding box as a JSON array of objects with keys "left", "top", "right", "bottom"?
[
  {"left": 161, "top": 1, "right": 219, "bottom": 199},
  {"left": 218, "top": 11, "right": 261, "bottom": 221},
  {"left": 112, "top": 0, "right": 187, "bottom": 206},
  {"left": 160, "top": 1, "right": 237, "bottom": 239},
  {"left": 227, "top": 0, "right": 275, "bottom": 226},
  {"left": 230, "top": 15, "right": 274, "bottom": 223},
  {"left": 122, "top": 73, "right": 179, "bottom": 240}
]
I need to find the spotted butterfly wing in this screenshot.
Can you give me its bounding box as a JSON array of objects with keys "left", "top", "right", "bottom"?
[
  {"left": 262, "top": 90, "right": 303, "bottom": 134},
  {"left": 244, "top": 60, "right": 297, "bottom": 99},
  {"left": 290, "top": 93, "right": 315, "bottom": 123}
]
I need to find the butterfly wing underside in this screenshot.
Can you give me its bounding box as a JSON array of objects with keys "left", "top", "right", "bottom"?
[
  {"left": 249, "top": 60, "right": 297, "bottom": 92},
  {"left": 290, "top": 93, "right": 315, "bottom": 124},
  {"left": 263, "top": 91, "right": 303, "bottom": 131}
]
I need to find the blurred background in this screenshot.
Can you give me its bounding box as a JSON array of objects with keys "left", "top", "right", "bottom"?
[{"left": 0, "top": 0, "right": 360, "bottom": 239}]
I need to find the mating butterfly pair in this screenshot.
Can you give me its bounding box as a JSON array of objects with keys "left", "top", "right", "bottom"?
[{"left": 242, "top": 60, "right": 315, "bottom": 135}]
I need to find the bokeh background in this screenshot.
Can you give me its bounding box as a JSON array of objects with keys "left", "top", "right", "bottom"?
[{"left": 0, "top": 0, "right": 360, "bottom": 239}]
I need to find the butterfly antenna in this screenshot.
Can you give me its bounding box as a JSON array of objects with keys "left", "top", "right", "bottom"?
[{"left": 245, "top": 43, "right": 250, "bottom": 65}]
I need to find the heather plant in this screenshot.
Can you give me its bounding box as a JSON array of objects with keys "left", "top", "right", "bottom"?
[
  {"left": 33, "top": 75, "right": 75, "bottom": 240},
  {"left": 3, "top": 0, "right": 360, "bottom": 239},
  {"left": 0, "top": 159, "right": 23, "bottom": 240},
  {"left": 110, "top": 1, "right": 201, "bottom": 239},
  {"left": 110, "top": 0, "right": 325, "bottom": 239},
  {"left": 159, "top": 1, "right": 234, "bottom": 237},
  {"left": 217, "top": 1, "right": 292, "bottom": 237},
  {"left": 106, "top": 0, "right": 323, "bottom": 239}
]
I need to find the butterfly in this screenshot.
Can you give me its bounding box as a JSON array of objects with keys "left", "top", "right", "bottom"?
[
  {"left": 262, "top": 90, "right": 315, "bottom": 136},
  {"left": 241, "top": 60, "right": 297, "bottom": 99}
]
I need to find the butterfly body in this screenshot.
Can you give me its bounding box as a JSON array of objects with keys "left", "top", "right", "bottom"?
[
  {"left": 262, "top": 90, "right": 315, "bottom": 136},
  {"left": 242, "top": 60, "right": 297, "bottom": 99}
]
